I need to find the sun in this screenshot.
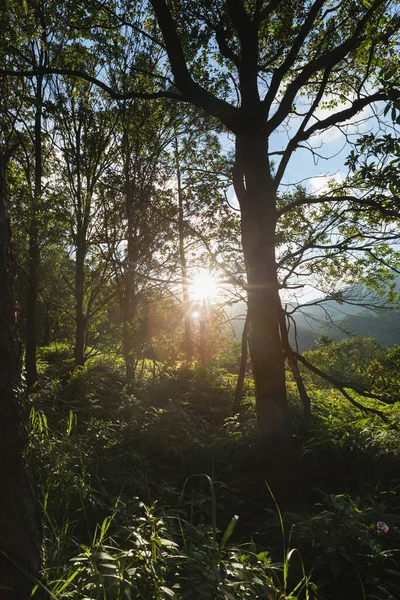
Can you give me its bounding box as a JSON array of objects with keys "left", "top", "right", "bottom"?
[{"left": 190, "top": 271, "right": 219, "bottom": 302}]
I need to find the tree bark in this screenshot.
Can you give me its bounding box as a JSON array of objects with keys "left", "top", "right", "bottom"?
[
  {"left": 122, "top": 246, "right": 137, "bottom": 381},
  {"left": 42, "top": 300, "right": 51, "bottom": 347},
  {"left": 122, "top": 312, "right": 135, "bottom": 380},
  {"left": 233, "top": 312, "right": 250, "bottom": 413},
  {"left": 199, "top": 311, "right": 207, "bottom": 365},
  {"left": 279, "top": 309, "right": 311, "bottom": 432},
  {"left": 0, "top": 151, "right": 42, "bottom": 599},
  {"left": 122, "top": 161, "right": 138, "bottom": 381},
  {"left": 234, "top": 133, "right": 289, "bottom": 442},
  {"left": 74, "top": 227, "right": 86, "bottom": 367},
  {"left": 25, "top": 77, "right": 42, "bottom": 387}
]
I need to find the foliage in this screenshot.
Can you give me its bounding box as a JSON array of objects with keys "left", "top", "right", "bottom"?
[
  {"left": 286, "top": 491, "right": 400, "bottom": 600},
  {"left": 25, "top": 350, "right": 400, "bottom": 599},
  {"left": 39, "top": 497, "right": 312, "bottom": 600},
  {"left": 303, "top": 336, "right": 386, "bottom": 389},
  {"left": 301, "top": 336, "right": 400, "bottom": 404}
]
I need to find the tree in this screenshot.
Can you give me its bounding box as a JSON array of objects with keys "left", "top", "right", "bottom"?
[
  {"left": 0, "top": 84, "right": 41, "bottom": 600},
  {"left": 233, "top": 311, "right": 249, "bottom": 412},
  {"left": 172, "top": 127, "right": 233, "bottom": 361},
  {"left": 100, "top": 92, "right": 179, "bottom": 378},
  {"left": 175, "top": 135, "right": 193, "bottom": 360},
  {"left": 13, "top": 0, "right": 59, "bottom": 387},
  {"left": 53, "top": 76, "right": 118, "bottom": 366},
  {"left": 303, "top": 336, "right": 386, "bottom": 389},
  {"left": 8, "top": 120, "right": 65, "bottom": 360}
]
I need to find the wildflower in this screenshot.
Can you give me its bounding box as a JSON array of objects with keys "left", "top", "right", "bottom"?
[{"left": 377, "top": 521, "right": 389, "bottom": 534}]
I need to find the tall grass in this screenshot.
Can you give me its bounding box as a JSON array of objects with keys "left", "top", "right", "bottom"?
[{"left": 27, "top": 349, "right": 400, "bottom": 599}]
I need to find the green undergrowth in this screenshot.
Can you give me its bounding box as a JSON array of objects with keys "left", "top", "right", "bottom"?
[{"left": 28, "top": 346, "right": 400, "bottom": 599}]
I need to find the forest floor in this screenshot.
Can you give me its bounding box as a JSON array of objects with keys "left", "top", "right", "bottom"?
[{"left": 29, "top": 345, "right": 400, "bottom": 600}]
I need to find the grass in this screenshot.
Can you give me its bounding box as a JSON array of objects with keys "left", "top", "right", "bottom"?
[{"left": 27, "top": 345, "right": 400, "bottom": 599}]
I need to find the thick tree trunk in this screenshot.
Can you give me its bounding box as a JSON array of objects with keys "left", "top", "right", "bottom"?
[
  {"left": 234, "top": 134, "right": 289, "bottom": 441},
  {"left": 26, "top": 85, "right": 42, "bottom": 387},
  {"left": 0, "top": 152, "right": 42, "bottom": 599},
  {"left": 175, "top": 137, "right": 193, "bottom": 360},
  {"left": 233, "top": 312, "right": 250, "bottom": 413},
  {"left": 74, "top": 230, "right": 86, "bottom": 367}
]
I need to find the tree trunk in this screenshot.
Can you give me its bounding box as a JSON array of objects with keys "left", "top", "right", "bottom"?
[
  {"left": 199, "top": 303, "right": 207, "bottom": 365},
  {"left": 42, "top": 301, "right": 51, "bottom": 347},
  {"left": 0, "top": 152, "right": 42, "bottom": 599},
  {"left": 74, "top": 228, "right": 86, "bottom": 367},
  {"left": 289, "top": 354, "right": 311, "bottom": 432},
  {"left": 279, "top": 309, "right": 311, "bottom": 433},
  {"left": 122, "top": 314, "right": 135, "bottom": 380},
  {"left": 26, "top": 81, "right": 42, "bottom": 387},
  {"left": 26, "top": 217, "right": 39, "bottom": 386},
  {"left": 122, "top": 171, "right": 138, "bottom": 381},
  {"left": 233, "top": 312, "right": 250, "bottom": 413},
  {"left": 175, "top": 137, "right": 193, "bottom": 360},
  {"left": 234, "top": 134, "right": 289, "bottom": 442}
]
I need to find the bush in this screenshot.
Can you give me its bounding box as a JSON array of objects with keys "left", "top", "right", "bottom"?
[
  {"left": 286, "top": 491, "right": 400, "bottom": 600},
  {"left": 303, "top": 337, "right": 386, "bottom": 389}
]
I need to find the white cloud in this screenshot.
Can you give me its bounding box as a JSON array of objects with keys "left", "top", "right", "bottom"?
[
  {"left": 226, "top": 186, "right": 239, "bottom": 210},
  {"left": 308, "top": 171, "right": 346, "bottom": 194},
  {"left": 309, "top": 99, "right": 374, "bottom": 145}
]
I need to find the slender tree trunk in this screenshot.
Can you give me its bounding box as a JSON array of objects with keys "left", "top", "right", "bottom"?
[
  {"left": 0, "top": 151, "right": 42, "bottom": 599},
  {"left": 74, "top": 227, "right": 86, "bottom": 367},
  {"left": 122, "top": 313, "right": 135, "bottom": 380},
  {"left": 26, "top": 217, "right": 39, "bottom": 385},
  {"left": 279, "top": 310, "right": 311, "bottom": 432},
  {"left": 199, "top": 302, "right": 207, "bottom": 365},
  {"left": 289, "top": 354, "right": 311, "bottom": 432},
  {"left": 42, "top": 301, "right": 51, "bottom": 346},
  {"left": 175, "top": 137, "right": 193, "bottom": 360},
  {"left": 234, "top": 134, "right": 289, "bottom": 442},
  {"left": 122, "top": 170, "right": 137, "bottom": 381},
  {"left": 233, "top": 312, "right": 250, "bottom": 413},
  {"left": 26, "top": 79, "right": 42, "bottom": 387}
]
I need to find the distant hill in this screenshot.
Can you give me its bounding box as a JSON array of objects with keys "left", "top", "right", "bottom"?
[
  {"left": 225, "top": 285, "right": 400, "bottom": 352},
  {"left": 287, "top": 281, "right": 400, "bottom": 350},
  {"left": 320, "top": 310, "right": 400, "bottom": 348}
]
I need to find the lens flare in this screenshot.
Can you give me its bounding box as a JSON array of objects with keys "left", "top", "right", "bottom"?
[{"left": 190, "top": 272, "right": 219, "bottom": 302}]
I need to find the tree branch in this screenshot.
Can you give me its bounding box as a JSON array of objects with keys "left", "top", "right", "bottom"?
[
  {"left": 263, "top": 0, "right": 326, "bottom": 116},
  {"left": 274, "top": 65, "right": 332, "bottom": 186},
  {"left": 277, "top": 193, "right": 400, "bottom": 219},
  {"left": 301, "top": 91, "right": 389, "bottom": 140},
  {"left": 149, "top": 0, "right": 238, "bottom": 129},
  {"left": 0, "top": 68, "right": 183, "bottom": 101},
  {"left": 266, "top": 0, "right": 386, "bottom": 133},
  {"left": 293, "top": 350, "right": 393, "bottom": 416}
]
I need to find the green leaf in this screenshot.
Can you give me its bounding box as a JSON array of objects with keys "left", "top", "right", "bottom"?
[
  {"left": 219, "top": 515, "right": 239, "bottom": 554},
  {"left": 160, "top": 586, "right": 175, "bottom": 597}
]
